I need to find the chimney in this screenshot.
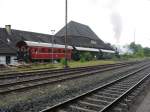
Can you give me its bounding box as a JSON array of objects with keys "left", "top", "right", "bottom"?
[{"left": 5, "top": 25, "right": 11, "bottom": 35}]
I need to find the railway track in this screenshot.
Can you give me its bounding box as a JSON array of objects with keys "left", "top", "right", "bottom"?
[
  {"left": 0, "top": 61, "right": 137, "bottom": 80},
  {"left": 0, "top": 61, "right": 136, "bottom": 95},
  {"left": 39, "top": 62, "right": 150, "bottom": 112}
]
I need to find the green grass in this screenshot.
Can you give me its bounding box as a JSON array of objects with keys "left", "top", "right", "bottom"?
[
  {"left": 16, "top": 60, "right": 116, "bottom": 71},
  {"left": 0, "top": 60, "right": 118, "bottom": 74},
  {"left": 1, "top": 57, "right": 147, "bottom": 74},
  {"left": 68, "top": 60, "right": 116, "bottom": 68}
]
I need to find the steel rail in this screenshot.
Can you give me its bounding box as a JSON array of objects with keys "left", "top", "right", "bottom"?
[
  {"left": 100, "top": 72, "right": 150, "bottom": 112},
  {"left": 0, "top": 64, "right": 127, "bottom": 87},
  {"left": 0, "top": 63, "right": 130, "bottom": 95},
  {"left": 39, "top": 63, "right": 150, "bottom": 112},
  {"left": 0, "top": 63, "right": 127, "bottom": 80},
  {"left": 0, "top": 61, "right": 138, "bottom": 80}
]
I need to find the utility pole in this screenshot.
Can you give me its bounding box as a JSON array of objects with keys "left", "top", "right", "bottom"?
[
  {"left": 51, "top": 30, "right": 55, "bottom": 64},
  {"left": 134, "top": 28, "right": 136, "bottom": 44},
  {"left": 64, "top": 0, "right": 68, "bottom": 68}
]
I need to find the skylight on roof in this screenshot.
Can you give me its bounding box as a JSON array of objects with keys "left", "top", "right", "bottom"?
[{"left": 7, "top": 38, "right": 10, "bottom": 44}]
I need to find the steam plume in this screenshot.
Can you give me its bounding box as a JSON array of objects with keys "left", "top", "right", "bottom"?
[{"left": 111, "top": 12, "right": 122, "bottom": 43}]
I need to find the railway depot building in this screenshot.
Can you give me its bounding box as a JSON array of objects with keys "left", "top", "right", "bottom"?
[
  {"left": 0, "top": 38, "right": 17, "bottom": 65},
  {"left": 0, "top": 21, "right": 114, "bottom": 65},
  {"left": 56, "top": 21, "right": 114, "bottom": 51}
]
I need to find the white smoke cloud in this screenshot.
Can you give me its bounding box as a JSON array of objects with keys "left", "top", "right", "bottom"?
[
  {"left": 106, "top": 0, "right": 123, "bottom": 43},
  {"left": 111, "top": 12, "right": 122, "bottom": 42}
]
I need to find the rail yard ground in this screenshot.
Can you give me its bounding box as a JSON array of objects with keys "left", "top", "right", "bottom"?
[
  {"left": 0, "top": 58, "right": 145, "bottom": 75},
  {"left": 135, "top": 89, "right": 150, "bottom": 112},
  {"left": 125, "top": 83, "right": 150, "bottom": 112},
  {"left": 0, "top": 60, "right": 116, "bottom": 75},
  {"left": 0, "top": 60, "right": 150, "bottom": 112}
]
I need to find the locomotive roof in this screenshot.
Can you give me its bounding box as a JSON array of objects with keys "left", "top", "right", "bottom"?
[
  {"left": 75, "top": 47, "right": 115, "bottom": 53},
  {"left": 19, "top": 41, "right": 73, "bottom": 49},
  {"left": 75, "top": 47, "right": 99, "bottom": 52}
]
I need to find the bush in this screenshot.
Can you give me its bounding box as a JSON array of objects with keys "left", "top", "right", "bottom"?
[
  {"left": 80, "top": 52, "right": 93, "bottom": 61},
  {"left": 60, "top": 58, "right": 67, "bottom": 66},
  {"left": 80, "top": 56, "right": 86, "bottom": 63}
]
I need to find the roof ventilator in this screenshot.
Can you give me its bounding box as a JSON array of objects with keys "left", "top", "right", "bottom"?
[{"left": 5, "top": 25, "right": 11, "bottom": 35}]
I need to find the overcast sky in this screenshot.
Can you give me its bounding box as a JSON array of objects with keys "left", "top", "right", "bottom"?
[{"left": 0, "top": 0, "right": 150, "bottom": 47}]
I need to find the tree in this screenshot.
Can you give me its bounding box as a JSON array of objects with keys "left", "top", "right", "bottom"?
[
  {"left": 143, "top": 47, "right": 150, "bottom": 57},
  {"left": 129, "top": 42, "right": 144, "bottom": 57}
]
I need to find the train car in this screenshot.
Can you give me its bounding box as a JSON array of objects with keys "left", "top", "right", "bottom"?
[
  {"left": 72, "top": 46, "right": 115, "bottom": 60},
  {"left": 16, "top": 41, "right": 73, "bottom": 62}
]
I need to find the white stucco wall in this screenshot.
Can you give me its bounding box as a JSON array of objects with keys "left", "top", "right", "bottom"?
[
  {"left": 11, "top": 56, "right": 18, "bottom": 65},
  {"left": 0, "top": 56, "right": 18, "bottom": 65},
  {"left": 0, "top": 56, "right": 6, "bottom": 64}
]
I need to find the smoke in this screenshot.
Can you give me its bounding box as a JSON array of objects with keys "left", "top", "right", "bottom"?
[
  {"left": 106, "top": 0, "right": 122, "bottom": 43},
  {"left": 111, "top": 12, "right": 122, "bottom": 43}
]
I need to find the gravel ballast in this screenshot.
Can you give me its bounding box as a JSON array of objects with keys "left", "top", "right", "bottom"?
[{"left": 0, "top": 62, "right": 148, "bottom": 112}]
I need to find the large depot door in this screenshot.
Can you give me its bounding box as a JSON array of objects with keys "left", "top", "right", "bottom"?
[{"left": 6, "top": 56, "right": 11, "bottom": 64}]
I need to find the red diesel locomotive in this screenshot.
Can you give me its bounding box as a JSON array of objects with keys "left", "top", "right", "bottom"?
[{"left": 16, "top": 41, "right": 73, "bottom": 61}]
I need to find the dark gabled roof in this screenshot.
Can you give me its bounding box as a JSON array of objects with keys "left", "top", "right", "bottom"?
[
  {"left": 0, "top": 28, "right": 53, "bottom": 43},
  {"left": 56, "top": 21, "right": 102, "bottom": 41},
  {"left": 55, "top": 21, "right": 114, "bottom": 50},
  {"left": 56, "top": 36, "right": 105, "bottom": 48},
  {"left": 0, "top": 28, "right": 64, "bottom": 54},
  {"left": 0, "top": 38, "right": 17, "bottom": 55},
  {"left": 12, "top": 30, "right": 52, "bottom": 43},
  {"left": 0, "top": 28, "right": 59, "bottom": 55},
  {"left": 12, "top": 30, "right": 63, "bottom": 44}
]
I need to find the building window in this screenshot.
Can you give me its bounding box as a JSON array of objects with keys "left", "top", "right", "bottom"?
[{"left": 91, "top": 40, "right": 97, "bottom": 44}]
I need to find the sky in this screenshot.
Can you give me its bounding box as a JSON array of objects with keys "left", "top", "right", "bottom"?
[{"left": 0, "top": 0, "right": 150, "bottom": 47}]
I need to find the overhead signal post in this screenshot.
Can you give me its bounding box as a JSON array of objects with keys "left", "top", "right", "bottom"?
[{"left": 51, "top": 30, "right": 55, "bottom": 64}]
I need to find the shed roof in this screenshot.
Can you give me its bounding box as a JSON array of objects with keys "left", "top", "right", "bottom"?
[
  {"left": 0, "top": 28, "right": 61, "bottom": 54},
  {"left": 0, "top": 38, "right": 17, "bottom": 55}
]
